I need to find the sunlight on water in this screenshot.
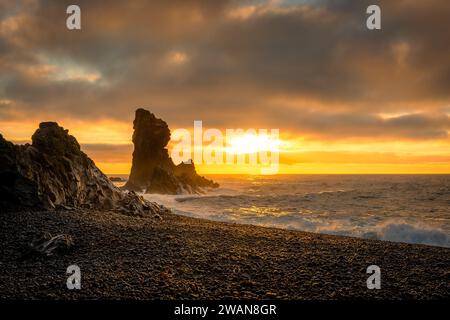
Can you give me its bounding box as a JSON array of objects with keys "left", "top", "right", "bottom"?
[{"left": 117, "top": 174, "right": 450, "bottom": 247}]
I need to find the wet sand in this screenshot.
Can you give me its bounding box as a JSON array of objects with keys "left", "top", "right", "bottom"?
[{"left": 0, "top": 209, "right": 448, "bottom": 299}]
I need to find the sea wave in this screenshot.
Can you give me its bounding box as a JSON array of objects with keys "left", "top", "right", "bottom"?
[
  {"left": 142, "top": 175, "right": 450, "bottom": 248},
  {"left": 173, "top": 189, "right": 358, "bottom": 204},
  {"left": 375, "top": 222, "right": 450, "bottom": 247}
]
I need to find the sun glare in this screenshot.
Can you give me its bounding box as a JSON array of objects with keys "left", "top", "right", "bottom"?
[{"left": 226, "top": 133, "right": 282, "bottom": 154}]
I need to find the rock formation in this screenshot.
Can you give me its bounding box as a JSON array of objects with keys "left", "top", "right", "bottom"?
[
  {"left": 124, "top": 109, "right": 218, "bottom": 194},
  {"left": 0, "top": 122, "right": 167, "bottom": 216}
]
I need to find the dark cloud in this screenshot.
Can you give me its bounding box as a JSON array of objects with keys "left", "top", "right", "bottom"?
[
  {"left": 0, "top": 0, "right": 449, "bottom": 141},
  {"left": 274, "top": 110, "right": 450, "bottom": 140}
]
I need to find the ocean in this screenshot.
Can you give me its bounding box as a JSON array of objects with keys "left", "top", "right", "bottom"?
[{"left": 113, "top": 174, "right": 450, "bottom": 248}]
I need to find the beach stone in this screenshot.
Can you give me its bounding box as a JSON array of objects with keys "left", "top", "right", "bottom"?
[{"left": 124, "top": 108, "right": 218, "bottom": 194}]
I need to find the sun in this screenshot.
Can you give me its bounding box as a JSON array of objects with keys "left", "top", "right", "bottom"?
[{"left": 226, "top": 133, "right": 282, "bottom": 155}]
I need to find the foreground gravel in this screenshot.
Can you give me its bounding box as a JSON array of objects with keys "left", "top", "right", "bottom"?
[{"left": 0, "top": 209, "right": 449, "bottom": 299}]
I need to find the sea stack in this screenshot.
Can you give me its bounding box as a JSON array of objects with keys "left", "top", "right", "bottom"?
[
  {"left": 0, "top": 122, "right": 167, "bottom": 216},
  {"left": 124, "top": 108, "right": 218, "bottom": 194}
]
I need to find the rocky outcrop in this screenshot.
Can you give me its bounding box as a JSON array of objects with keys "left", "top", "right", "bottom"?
[
  {"left": 124, "top": 109, "right": 218, "bottom": 194},
  {"left": 0, "top": 122, "right": 168, "bottom": 216}
]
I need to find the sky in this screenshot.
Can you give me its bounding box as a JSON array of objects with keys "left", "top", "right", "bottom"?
[{"left": 0, "top": 0, "right": 449, "bottom": 174}]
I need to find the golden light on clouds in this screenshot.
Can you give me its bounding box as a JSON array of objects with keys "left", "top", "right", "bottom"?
[
  {"left": 54, "top": 68, "right": 101, "bottom": 83},
  {"left": 43, "top": 57, "right": 102, "bottom": 83},
  {"left": 1, "top": 118, "right": 449, "bottom": 174},
  {"left": 166, "top": 51, "right": 189, "bottom": 65},
  {"left": 1, "top": 119, "right": 131, "bottom": 145},
  {"left": 0, "top": 0, "right": 449, "bottom": 175},
  {"left": 226, "top": 6, "right": 258, "bottom": 20}
]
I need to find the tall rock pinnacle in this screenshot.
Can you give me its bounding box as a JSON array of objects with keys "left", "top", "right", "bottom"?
[{"left": 124, "top": 108, "right": 218, "bottom": 194}]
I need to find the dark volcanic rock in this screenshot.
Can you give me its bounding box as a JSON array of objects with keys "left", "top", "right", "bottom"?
[
  {"left": 109, "top": 176, "right": 126, "bottom": 182},
  {"left": 0, "top": 122, "right": 168, "bottom": 216},
  {"left": 124, "top": 108, "right": 218, "bottom": 194},
  {"left": 0, "top": 133, "right": 41, "bottom": 210}
]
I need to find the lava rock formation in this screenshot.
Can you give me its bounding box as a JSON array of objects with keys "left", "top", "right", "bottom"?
[
  {"left": 0, "top": 122, "right": 166, "bottom": 216},
  {"left": 124, "top": 109, "right": 218, "bottom": 194}
]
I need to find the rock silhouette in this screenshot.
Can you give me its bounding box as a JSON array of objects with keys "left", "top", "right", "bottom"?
[
  {"left": 124, "top": 108, "right": 218, "bottom": 194},
  {"left": 0, "top": 122, "right": 167, "bottom": 216}
]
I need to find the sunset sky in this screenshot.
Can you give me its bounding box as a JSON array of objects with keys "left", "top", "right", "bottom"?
[{"left": 1, "top": 0, "right": 449, "bottom": 174}]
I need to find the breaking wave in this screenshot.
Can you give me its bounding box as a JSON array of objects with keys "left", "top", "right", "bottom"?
[
  {"left": 143, "top": 175, "right": 450, "bottom": 248},
  {"left": 375, "top": 222, "right": 450, "bottom": 247}
]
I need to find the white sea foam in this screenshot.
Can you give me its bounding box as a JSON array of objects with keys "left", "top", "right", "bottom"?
[
  {"left": 141, "top": 175, "right": 450, "bottom": 248},
  {"left": 376, "top": 222, "right": 450, "bottom": 247}
]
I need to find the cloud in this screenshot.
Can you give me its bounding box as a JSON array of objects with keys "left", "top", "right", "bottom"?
[
  {"left": 0, "top": 0, "right": 449, "bottom": 143},
  {"left": 270, "top": 110, "right": 450, "bottom": 140},
  {"left": 81, "top": 143, "right": 132, "bottom": 163}
]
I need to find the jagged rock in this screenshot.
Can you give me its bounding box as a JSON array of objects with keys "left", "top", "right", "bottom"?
[
  {"left": 174, "top": 161, "right": 219, "bottom": 194},
  {"left": 109, "top": 176, "right": 126, "bottom": 182},
  {"left": 124, "top": 108, "right": 219, "bottom": 194},
  {"left": 0, "top": 122, "right": 169, "bottom": 216},
  {"left": 0, "top": 134, "right": 42, "bottom": 211}
]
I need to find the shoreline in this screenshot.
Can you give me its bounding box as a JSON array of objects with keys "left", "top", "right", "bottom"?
[
  {"left": 1, "top": 209, "right": 449, "bottom": 299},
  {"left": 168, "top": 210, "right": 450, "bottom": 249}
]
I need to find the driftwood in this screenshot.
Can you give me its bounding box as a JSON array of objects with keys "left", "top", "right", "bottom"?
[{"left": 28, "top": 233, "right": 74, "bottom": 257}]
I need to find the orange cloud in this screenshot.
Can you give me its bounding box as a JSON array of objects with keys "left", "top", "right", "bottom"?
[{"left": 1, "top": 0, "right": 450, "bottom": 174}]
